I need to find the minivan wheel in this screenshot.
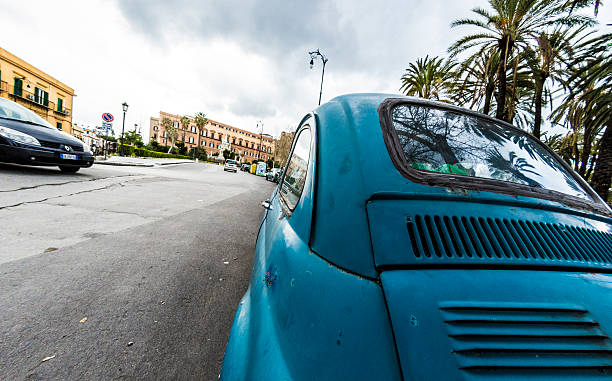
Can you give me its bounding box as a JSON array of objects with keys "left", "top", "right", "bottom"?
[{"left": 59, "top": 166, "right": 80, "bottom": 173}]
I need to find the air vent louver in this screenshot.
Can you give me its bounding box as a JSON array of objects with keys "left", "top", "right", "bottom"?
[
  {"left": 441, "top": 302, "right": 612, "bottom": 378},
  {"left": 406, "top": 215, "right": 612, "bottom": 267}
]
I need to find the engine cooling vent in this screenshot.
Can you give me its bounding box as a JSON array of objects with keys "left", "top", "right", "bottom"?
[
  {"left": 441, "top": 302, "right": 612, "bottom": 378},
  {"left": 405, "top": 215, "right": 612, "bottom": 267}
]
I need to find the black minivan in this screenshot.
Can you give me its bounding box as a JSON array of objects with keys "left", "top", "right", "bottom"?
[{"left": 0, "top": 97, "right": 93, "bottom": 173}]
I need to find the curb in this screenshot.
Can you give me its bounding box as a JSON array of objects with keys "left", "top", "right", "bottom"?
[{"left": 94, "top": 160, "right": 195, "bottom": 167}]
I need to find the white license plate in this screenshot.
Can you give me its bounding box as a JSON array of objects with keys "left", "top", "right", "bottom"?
[{"left": 60, "top": 153, "right": 78, "bottom": 160}]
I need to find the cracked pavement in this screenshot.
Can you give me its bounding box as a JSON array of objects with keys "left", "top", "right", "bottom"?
[{"left": 0, "top": 161, "right": 275, "bottom": 380}]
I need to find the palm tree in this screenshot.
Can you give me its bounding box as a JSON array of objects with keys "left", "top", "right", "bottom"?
[
  {"left": 524, "top": 27, "right": 589, "bottom": 138},
  {"left": 400, "top": 55, "right": 456, "bottom": 100},
  {"left": 452, "top": 48, "right": 500, "bottom": 114},
  {"left": 180, "top": 115, "right": 190, "bottom": 146},
  {"left": 553, "top": 32, "right": 612, "bottom": 201},
  {"left": 162, "top": 117, "right": 178, "bottom": 153},
  {"left": 193, "top": 112, "right": 208, "bottom": 159},
  {"left": 449, "top": 0, "right": 593, "bottom": 122}
]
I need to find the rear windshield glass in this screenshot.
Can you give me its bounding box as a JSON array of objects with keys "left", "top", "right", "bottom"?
[
  {"left": 0, "top": 97, "right": 53, "bottom": 128},
  {"left": 391, "top": 104, "right": 591, "bottom": 201}
]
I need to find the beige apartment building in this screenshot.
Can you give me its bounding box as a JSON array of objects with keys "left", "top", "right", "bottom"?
[
  {"left": 150, "top": 111, "right": 275, "bottom": 162},
  {"left": 0, "top": 47, "right": 75, "bottom": 135}
]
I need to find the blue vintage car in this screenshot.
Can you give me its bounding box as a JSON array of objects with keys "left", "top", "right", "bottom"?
[{"left": 221, "top": 94, "right": 612, "bottom": 380}]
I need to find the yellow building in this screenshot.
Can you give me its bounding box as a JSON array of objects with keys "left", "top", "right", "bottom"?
[
  {"left": 0, "top": 47, "right": 75, "bottom": 135},
  {"left": 150, "top": 111, "right": 276, "bottom": 162}
]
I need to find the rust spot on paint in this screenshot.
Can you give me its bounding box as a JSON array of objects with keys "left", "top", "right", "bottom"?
[{"left": 263, "top": 271, "right": 277, "bottom": 288}]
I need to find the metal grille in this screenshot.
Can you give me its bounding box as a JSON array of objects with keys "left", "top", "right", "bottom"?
[
  {"left": 406, "top": 215, "right": 612, "bottom": 265},
  {"left": 441, "top": 302, "right": 612, "bottom": 377}
]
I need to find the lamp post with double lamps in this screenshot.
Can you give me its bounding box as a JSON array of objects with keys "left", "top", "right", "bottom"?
[
  {"left": 308, "top": 49, "right": 328, "bottom": 106},
  {"left": 120, "top": 102, "right": 128, "bottom": 156}
]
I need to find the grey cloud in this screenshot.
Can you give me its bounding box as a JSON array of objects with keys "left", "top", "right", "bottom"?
[
  {"left": 118, "top": 0, "right": 361, "bottom": 69},
  {"left": 229, "top": 96, "right": 277, "bottom": 119}
]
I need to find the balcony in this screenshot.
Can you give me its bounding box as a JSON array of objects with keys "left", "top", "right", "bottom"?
[
  {"left": 54, "top": 107, "right": 71, "bottom": 116},
  {"left": 6, "top": 84, "right": 55, "bottom": 110}
]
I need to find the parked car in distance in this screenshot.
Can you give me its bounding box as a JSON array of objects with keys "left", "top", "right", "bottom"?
[
  {"left": 0, "top": 97, "right": 94, "bottom": 173},
  {"left": 221, "top": 94, "right": 612, "bottom": 380},
  {"left": 255, "top": 161, "right": 267, "bottom": 176},
  {"left": 241, "top": 163, "right": 251, "bottom": 172},
  {"left": 266, "top": 168, "right": 282, "bottom": 183},
  {"left": 223, "top": 159, "right": 238, "bottom": 173}
]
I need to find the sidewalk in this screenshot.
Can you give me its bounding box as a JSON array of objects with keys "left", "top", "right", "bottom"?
[{"left": 94, "top": 156, "right": 194, "bottom": 167}]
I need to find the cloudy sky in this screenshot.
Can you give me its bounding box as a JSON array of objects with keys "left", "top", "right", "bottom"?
[{"left": 2, "top": 1, "right": 610, "bottom": 139}]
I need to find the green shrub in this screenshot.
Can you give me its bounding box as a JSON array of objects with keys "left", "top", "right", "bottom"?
[{"left": 121, "top": 144, "right": 191, "bottom": 160}]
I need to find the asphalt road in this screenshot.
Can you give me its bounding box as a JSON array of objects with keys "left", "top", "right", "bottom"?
[{"left": 0, "top": 162, "right": 275, "bottom": 380}]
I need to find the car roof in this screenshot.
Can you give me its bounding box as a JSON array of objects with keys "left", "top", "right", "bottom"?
[{"left": 310, "top": 93, "right": 610, "bottom": 277}]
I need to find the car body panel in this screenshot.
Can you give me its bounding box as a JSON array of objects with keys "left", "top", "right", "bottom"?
[
  {"left": 221, "top": 184, "right": 401, "bottom": 380},
  {"left": 310, "top": 94, "right": 610, "bottom": 278},
  {"left": 381, "top": 269, "right": 612, "bottom": 380},
  {"left": 367, "top": 198, "right": 612, "bottom": 270}
]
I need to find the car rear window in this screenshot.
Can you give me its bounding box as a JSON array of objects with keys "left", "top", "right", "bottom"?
[{"left": 389, "top": 104, "right": 591, "bottom": 201}]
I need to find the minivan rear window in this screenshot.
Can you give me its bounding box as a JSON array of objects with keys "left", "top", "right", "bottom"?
[{"left": 389, "top": 104, "right": 591, "bottom": 201}]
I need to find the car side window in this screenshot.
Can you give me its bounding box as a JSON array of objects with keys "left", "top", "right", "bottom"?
[{"left": 280, "top": 127, "right": 312, "bottom": 211}]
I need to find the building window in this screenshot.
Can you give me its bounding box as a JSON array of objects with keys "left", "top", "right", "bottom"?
[
  {"left": 153, "top": 126, "right": 159, "bottom": 131},
  {"left": 153, "top": 133, "right": 157, "bottom": 139},
  {"left": 162, "top": 131, "right": 167, "bottom": 137},
  {"left": 13, "top": 77, "right": 23, "bottom": 97},
  {"left": 173, "top": 121, "right": 178, "bottom": 128},
  {"left": 209, "top": 142, "right": 213, "bottom": 147},
  {"left": 34, "top": 87, "right": 49, "bottom": 107},
  {"left": 57, "top": 97, "right": 63, "bottom": 112},
  {"left": 189, "top": 137, "right": 194, "bottom": 143},
  {"left": 191, "top": 126, "right": 196, "bottom": 133},
  {"left": 56, "top": 122, "right": 62, "bottom": 131}
]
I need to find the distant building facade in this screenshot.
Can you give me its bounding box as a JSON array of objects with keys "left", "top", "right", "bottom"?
[
  {"left": 149, "top": 111, "right": 276, "bottom": 162},
  {"left": 0, "top": 47, "right": 75, "bottom": 135},
  {"left": 74, "top": 122, "right": 105, "bottom": 153}
]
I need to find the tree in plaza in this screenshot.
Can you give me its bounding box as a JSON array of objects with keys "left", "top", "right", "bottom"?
[
  {"left": 400, "top": 55, "right": 456, "bottom": 101},
  {"left": 449, "top": 0, "right": 593, "bottom": 122},
  {"left": 194, "top": 112, "right": 208, "bottom": 159},
  {"left": 162, "top": 117, "right": 178, "bottom": 153},
  {"left": 123, "top": 130, "right": 143, "bottom": 146},
  {"left": 223, "top": 149, "right": 236, "bottom": 160},
  {"left": 180, "top": 115, "right": 190, "bottom": 145}
]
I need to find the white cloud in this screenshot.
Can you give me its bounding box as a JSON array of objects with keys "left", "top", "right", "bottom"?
[{"left": 1, "top": 0, "right": 609, "bottom": 141}]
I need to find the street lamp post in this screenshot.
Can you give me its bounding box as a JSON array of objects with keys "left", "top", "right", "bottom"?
[
  {"left": 120, "top": 102, "right": 129, "bottom": 157},
  {"left": 257, "top": 120, "right": 263, "bottom": 161},
  {"left": 308, "top": 49, "right": 328, "bottom": 106}
]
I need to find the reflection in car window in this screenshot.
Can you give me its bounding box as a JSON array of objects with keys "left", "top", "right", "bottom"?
[
  {"left": 391, "top": 104, "right": 591, "bottom": 200},
  {"left": 280, "top": 128, "right": 311, "bottom": 210},
  {"left": 0, "top": 98, "right": 53, "bottom": 128}
]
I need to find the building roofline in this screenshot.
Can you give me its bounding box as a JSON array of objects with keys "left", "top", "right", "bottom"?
[
  {"left": 156, "top": 111, "right": 274, "bottom": 141},
  {"left": 0, "top": 47, "right": 75, "bottom": 95}
]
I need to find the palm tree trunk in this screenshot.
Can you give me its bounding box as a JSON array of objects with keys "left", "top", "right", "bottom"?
[
  {"left": 590, "top": 122, "right": 612, "bottom": 203},
  {"left": 483, "top": 81, "right": 494, "bottom": 114},
  {"left": 579, "top": 125, "right": 593, "bottom": 176},
  {"left": 495, "top": 37, "right": 511, "bottom": 121},
  {"left": 533, "top": 74, "right": 545, "bottom": 139}
]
